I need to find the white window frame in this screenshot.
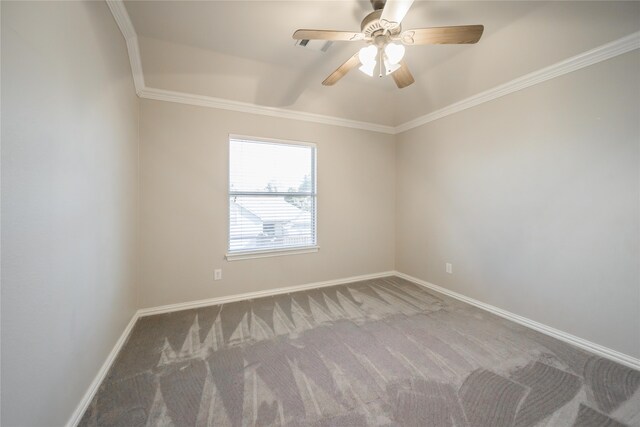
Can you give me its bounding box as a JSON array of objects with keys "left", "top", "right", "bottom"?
[{"left": 226, "top": 134, "right": 318, "bottom": 261}]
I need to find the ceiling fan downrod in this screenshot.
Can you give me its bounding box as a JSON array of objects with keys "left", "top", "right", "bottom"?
[{"left": 370, "top": 0, "right": 386, "bottom": 11}]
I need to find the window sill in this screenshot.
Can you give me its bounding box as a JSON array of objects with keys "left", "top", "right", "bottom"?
[{"left": 226, "top": 246, "right": 319, "bottom": 261}]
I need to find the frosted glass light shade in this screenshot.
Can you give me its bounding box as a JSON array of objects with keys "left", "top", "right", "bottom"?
[
  {"left": 358, "top": 45, "right": 378, "bottom": 66},
  {"left": 359, "top": 62, "right": 376, "bottom": 77},
  {"left": 384, "top": 58, "right": 401, "bottom": 75},
  {"left": 384, "top": 43, "right": 405, "bottom": 65}
]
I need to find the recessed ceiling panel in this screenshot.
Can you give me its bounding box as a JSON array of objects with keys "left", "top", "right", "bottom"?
[{"left": 124, "top": 1, "right": 640, "bottom": 126}]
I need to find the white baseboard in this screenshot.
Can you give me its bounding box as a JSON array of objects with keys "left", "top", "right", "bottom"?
[
  {"left": 66, "top": 311, "right": 140, "bottom": 427},
  {"left": 394, "top": 271, "right": 640, "bottom": 371},
  {"left": 137, "top": 271, "right": 395, "bottom": 317}
]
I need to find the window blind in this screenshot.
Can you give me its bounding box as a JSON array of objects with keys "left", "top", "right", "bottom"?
[{"left": 229, "top": 137, "right": 317, "bottom": 254}]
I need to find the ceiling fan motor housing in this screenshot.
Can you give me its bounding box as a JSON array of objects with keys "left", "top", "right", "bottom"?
[{"left": 361, "top": 10, "right": 401, "bottom": 39}]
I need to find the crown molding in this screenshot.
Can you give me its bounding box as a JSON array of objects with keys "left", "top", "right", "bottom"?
[
  {"left": 395, "top": 30, "right": 640, "bottom": 133},
  {"left": 138, "top": 87, "right": 396, "bottom": 134},
  {"left": 106, "top": 0, "right": 144, "bottom": 94},
  {"left": 106, "top": 0, "right": 639, "bottom": 135}
]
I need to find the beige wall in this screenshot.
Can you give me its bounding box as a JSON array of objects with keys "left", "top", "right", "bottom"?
[
  {"left": 396, "top": 51, "right": 640, "bottom": 358},
  {"left": 139, "top": 99, "right": 396, "bottom": 308},
  {"left": 1, "top": 2, "right": 139, "bottom": 425}
]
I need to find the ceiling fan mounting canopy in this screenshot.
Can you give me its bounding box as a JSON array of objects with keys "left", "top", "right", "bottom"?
[{"left": 292, "top": 0, "right": 484, "bottom": 89}]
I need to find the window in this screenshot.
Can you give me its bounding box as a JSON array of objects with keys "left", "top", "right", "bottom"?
[{"left": 227, "top": 135, "right": 317, "bottom": 259}]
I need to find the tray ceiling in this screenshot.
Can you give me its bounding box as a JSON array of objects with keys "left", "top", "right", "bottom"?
[{"left": 123, "top": 1, "right": 640, "bottom": 126}]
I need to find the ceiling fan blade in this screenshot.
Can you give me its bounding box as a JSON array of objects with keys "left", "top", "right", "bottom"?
[
  {"left": 400, "top": 25, "right": 484, "bottom": 45},
  {"left": 391, "top": 60, "right": 415, "bottom": 88},
  {"left": 293, "top": 29, "right": 365, "bottom": 41},
  {"left": 380, "top": 0, "right": 415, "bottom": 30},
  {"left": 322, "top": 53, "right": 361, "bottom": 86}
]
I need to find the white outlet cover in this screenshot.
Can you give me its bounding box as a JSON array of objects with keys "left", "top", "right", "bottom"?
[
  {"left": 214, "top": 269, "right": 222, "bottom": 280},
  {"left": 445, "top": 263, "right": 453, "bottom": 274}
]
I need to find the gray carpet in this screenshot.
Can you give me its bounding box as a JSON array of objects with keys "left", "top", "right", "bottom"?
[{"left": 79, "top": 276, "right": 640, "bottom": 426}]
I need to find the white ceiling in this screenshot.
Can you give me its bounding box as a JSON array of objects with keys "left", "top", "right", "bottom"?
[{"left": 124, "top": 1, "right": 640, "bottom": 126}]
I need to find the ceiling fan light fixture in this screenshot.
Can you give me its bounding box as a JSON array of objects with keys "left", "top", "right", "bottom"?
[
  {"left": 384, "top": 43, "right": 405, "bottom": 65},
  {"left": 359, "top": 62, "right": 376, "bottom": 77},
  {"left": 358, "top": 45, "right": 378, "bottom": 76},
  {"left": 358, "top": 45, "right": 378, "bottom": 66},
  {"left": 384, "top": 58, "right": 401, "bottom": 75}
]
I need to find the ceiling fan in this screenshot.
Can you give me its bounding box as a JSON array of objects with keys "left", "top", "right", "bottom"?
[{"left": 292, "top": 0, "right": 484, "bottom": 89}]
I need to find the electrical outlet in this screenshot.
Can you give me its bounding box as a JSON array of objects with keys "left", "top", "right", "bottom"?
[
  {"left": 214, "top": 269, "right": 222, "bottom": 281},
  {"left": 445, "top": 263, "right": 453, "bottom": 274}
]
